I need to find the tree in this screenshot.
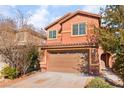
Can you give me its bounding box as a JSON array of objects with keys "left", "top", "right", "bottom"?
[
  {"left": 100, "top": 5, "right": 124, "bottom": 30},
  {"left": 27, "top": 46, "right": 40, "bottom": 73},
  {"left": 113, "top": 52, "right": 124, "bottom": 87},
  {"left": 15, "top": 9, "right": 32, "bottom": 29},
  {"left": 13, "top": 44, "right": 36, "bottom": 75},
  {"left": 97, "top": 5, "right": 124, "bottom": 53},
  {"left": 0, "top": 10, "right": 41, "bottom": 76},
  {"left": 97, "top": 5, "right": 124, "bottom": 87},
  {"left": 0, "top": 17, "right": 17, "bottom": 67}
]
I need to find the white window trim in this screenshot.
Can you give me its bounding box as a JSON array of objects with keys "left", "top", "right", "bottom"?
[
  {"left": 71, "top": 21, "right": 87, "bottom": 37},
  {"left": 47, "top": 30, "right": 58, "bottom": 40}
]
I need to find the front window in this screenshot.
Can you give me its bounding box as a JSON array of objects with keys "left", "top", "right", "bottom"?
[
  {"left": 49, "top": 30, "right": 57, "bottom": 39},
  {"left": 72, "top": 23, "right": 86, "bottom": 36},
  {"left": 17, "top": 32, "right": 25, "bottom": 41}
]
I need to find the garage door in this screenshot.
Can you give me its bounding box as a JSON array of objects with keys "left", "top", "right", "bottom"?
[{"left": 47, "top": 51, "right": 89, "bottom": 73}]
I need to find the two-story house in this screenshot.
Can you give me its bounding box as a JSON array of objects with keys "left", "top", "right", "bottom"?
[
  {"left": 0, "top": 27, "right": 45, "bottom": 72},
  {"left": 40, "top": 10, "right": 104, "bottom": 75},
  {"left": 16, "top": 28, "right": 45, "bottom": 46}
]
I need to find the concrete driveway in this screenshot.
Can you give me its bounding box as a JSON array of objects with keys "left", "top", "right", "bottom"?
[{"left": 7, "top": 72, "right": 92, "bottom": 88}]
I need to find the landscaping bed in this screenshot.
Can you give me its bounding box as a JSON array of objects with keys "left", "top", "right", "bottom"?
[
  {"left": 0, "top": 71, "right": 40, "bottom": 87},
  {"left": 85, "top": 77, "right": 113, "bottom": 88}
]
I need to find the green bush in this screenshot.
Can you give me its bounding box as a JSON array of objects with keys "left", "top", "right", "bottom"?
[
  {"left": 113, "top": 53, "right": 124, "bottom": 85},
  {"left": 86, "top": 77, "right": 113, "bottom": 88},
  {"left": 27, "top": 46, "right": 40, "bottom": 73},
  {"left": 1, "top": 66, "right": 18, "bottom": 79}
]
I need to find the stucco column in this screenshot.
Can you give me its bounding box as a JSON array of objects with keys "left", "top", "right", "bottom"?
[
  {"left": 89, "top": 48, "right": 100, "bottom": 75},
  {"left": 89, "top": 48, "right": 92, "bottom": 74},
  {"left": 98, "top": 46, "right": 105, "bottom": 73},
  {"left": 40, "top": 50, "right": 47, "bottom": 72}
]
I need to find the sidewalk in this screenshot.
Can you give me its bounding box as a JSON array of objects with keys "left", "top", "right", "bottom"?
[{"left": 101, "top": 69, "right": 123, "bottom": 87}]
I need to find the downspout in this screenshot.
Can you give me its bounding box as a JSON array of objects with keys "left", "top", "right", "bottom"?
[{"left": 60, "top": 23, "right": 63, "bottom": 43}]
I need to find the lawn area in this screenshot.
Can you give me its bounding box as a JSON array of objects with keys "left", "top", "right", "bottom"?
[{"left": 85, "top": 77, "right": 113, "bottom": 88}]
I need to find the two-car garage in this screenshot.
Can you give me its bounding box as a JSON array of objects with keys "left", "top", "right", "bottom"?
[{"left": 47, "top": 49, "right": 89, "bottom": 73}]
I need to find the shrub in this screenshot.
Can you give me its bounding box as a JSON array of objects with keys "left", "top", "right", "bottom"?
[
  {"left": 86, "top": 77, "right": 113, "bottom": 88},
  {"left": 12, "top": 45, "right": 40, "bottom": 75},
  {"left": 27, "top": 46, "right": 40, "bottom": 73},
  {"left": 1, "top": 66, "right": 18, "bottom": 79},
  {"left": 78, "top": 57, "right": 89, "bottom": 74},
  {"left": 113, "top": 53, "right": 124, "bottom": 86}
]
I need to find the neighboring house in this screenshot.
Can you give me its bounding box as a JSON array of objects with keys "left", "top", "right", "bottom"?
[
  {"left": 40, "top": 10, "right": 112, "bottom": 75},
  {"left": 0, "top": 28, "right": 45, "bottom": 72},
  {"left": 0, "top": 28, "right": 16, "bottom": 48},
  {"left": 16, "top": 28, "right": 45, "bottom": 46},
  {"left": 0, "top": 28, "right": 45, "bottom": 46}
]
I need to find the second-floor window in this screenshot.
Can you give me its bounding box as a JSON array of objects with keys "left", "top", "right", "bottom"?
[
  {"left": 49, "top": 30, "right": 57, "bottom": 39},
  {"left": 17, "top": 32, "right": 25, "bottom": 42},
  {"left": 72, "top": 23, "right": 86, "bottom": 36}
]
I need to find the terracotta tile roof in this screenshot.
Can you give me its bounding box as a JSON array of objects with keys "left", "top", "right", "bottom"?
[
  {"left": 60, "top": 10, "right": 100, "bottom": 24},
  {"left": 41, "top": 42, "right": 98, "bottom": 49},
  {"left": 45, "top": 10, "right": 100, "bottom": 30}
]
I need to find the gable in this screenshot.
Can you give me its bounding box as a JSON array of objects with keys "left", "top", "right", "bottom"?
[
  {"left": 59, "top": 11, "right": 100, "bottom": 25},
  {"left": 61, "top": 14, "right": 100, "bottom": 32},
  {"left": 45, "top": 13, "right": 71, "bottom": 30},
  {"left": 45, "top": 10, "right": 100, "bottom": 31}
]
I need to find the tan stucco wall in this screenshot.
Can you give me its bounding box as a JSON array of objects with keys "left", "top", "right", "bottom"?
[
  {"left": 16, "top": 30, "right": 43, "bottom": 45},
  {"left": 98, "top": 46, "right": 104, "bottom": 72}
]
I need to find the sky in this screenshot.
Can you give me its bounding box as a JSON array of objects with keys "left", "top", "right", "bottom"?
[{"left": 0, "top": 5, "right": 105, "bottom": 30}]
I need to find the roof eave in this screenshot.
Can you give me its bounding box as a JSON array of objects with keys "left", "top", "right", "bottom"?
[{"left": 45, "top": 10, "right": 101, "bottom": 30}]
